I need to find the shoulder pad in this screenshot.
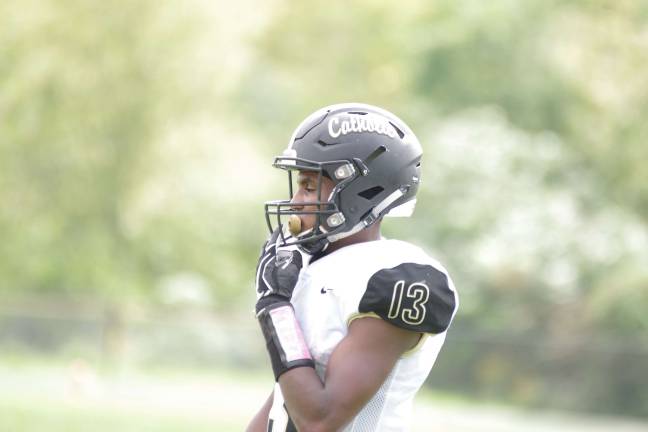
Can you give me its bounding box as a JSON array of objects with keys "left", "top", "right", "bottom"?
[{"left": 359, "top": 262, "right": 456, "bottom": 334}]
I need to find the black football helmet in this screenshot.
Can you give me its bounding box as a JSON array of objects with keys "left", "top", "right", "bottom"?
[{"left": 265, "top": 103, "right": 423, "bottom": 254}]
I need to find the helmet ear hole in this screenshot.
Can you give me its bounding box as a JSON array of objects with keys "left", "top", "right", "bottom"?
[{"left": 358, "top": 186, "right": 385, "bottom": 200}]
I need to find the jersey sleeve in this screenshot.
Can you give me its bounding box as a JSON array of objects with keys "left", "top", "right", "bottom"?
[{"left": 358, "top": 262, "right": 457, "bottom": 334}]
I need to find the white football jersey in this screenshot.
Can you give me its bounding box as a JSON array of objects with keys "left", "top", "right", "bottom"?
[{"left": 268, "top": 239, "right": 459, "bottom": 432}]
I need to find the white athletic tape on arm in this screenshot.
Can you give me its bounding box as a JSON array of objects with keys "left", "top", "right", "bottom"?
[{"left": 269, "top": 305, "right": 312, "bottom": 362}]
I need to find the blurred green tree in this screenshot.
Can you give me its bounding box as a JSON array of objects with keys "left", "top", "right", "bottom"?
[{"left": 1, "top": 0, "right": 185, "bottom": 301}]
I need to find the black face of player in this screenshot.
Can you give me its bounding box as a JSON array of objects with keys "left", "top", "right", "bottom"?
[{"left": 290, "top": 171, "right": 335, "bottom": 236}]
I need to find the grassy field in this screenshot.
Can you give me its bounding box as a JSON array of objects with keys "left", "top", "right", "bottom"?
[
  {"left": 0, "top": 357, "right": 264, "bottom": 432},
  {"left": 1, "top": 356, "right": 647, "bottom": 432}
]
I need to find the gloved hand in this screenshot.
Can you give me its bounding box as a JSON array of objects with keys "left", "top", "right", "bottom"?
[
  {"left": 255, "top": 228, "right": 311, "bottom": 310},
  {"left": 254, "top": 227, "right": 315, "bottom": 380}
]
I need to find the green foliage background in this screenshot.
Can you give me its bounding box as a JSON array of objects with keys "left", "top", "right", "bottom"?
[{"left": 1, "top": 0, "right": 647, "bottom": 418}]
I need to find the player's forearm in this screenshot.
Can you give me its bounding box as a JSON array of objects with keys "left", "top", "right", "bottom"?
[
  {"left": 257, "top": 303, "right": 339, "bottom": 430},
  {"left": 279, "top": 367, "right": 347, "bottom": 432}
]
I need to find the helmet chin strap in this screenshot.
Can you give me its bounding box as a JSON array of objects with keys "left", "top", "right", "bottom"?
[
  {"left": 327, "top": 188, "right": 406, "bottom": 243},
  {"left": 293, "top": 226, "right": 330, "bottom": 255},
  {"left": 295, "top": 189, "right": 409, "bottom": 254}
]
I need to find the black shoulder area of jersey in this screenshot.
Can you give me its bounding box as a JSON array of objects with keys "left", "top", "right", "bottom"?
[{"left": 359, "top": 262, "right": 456, "bottom": 334}]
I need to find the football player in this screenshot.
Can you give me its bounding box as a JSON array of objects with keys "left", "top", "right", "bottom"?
[{"left": 247, "top": 103, "right": 459, "bottom": 432}]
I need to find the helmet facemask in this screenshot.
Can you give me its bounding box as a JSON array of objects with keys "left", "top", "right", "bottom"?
[{"left": 264, "top": 155, "right": 359, "bottom": 254}]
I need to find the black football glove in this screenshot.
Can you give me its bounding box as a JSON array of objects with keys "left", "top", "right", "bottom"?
[
  {"left": 255, "top": 228, "right": 310, "bottom": 310},
  {"left": 254, "top": 227, "right": 314, "bottom": 380}
]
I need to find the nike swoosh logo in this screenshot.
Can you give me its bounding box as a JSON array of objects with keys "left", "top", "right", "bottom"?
[{"left": 320, "top": 287, "right": 333, "bottom": 294}]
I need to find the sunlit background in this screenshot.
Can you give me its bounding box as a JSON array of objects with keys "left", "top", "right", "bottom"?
[{"left": 2, "top": 1, "right": 648, "bottom": 431}]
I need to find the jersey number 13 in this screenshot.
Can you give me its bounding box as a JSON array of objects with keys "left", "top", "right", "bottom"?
[{"left": 387, "top": 281, "right": 430, "bottom": 325}]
